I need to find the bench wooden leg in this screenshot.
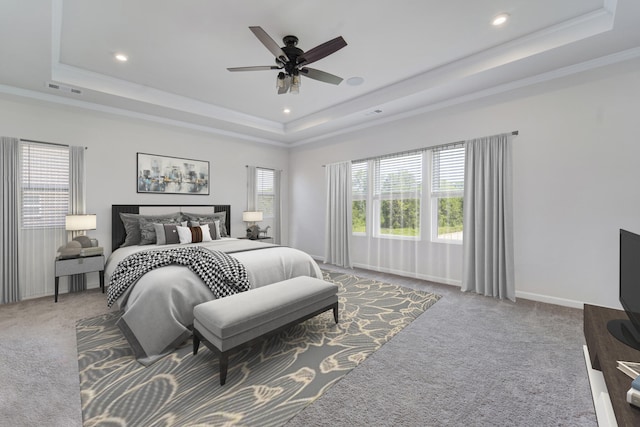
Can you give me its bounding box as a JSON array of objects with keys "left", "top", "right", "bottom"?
[
  {"left": 193, "top": 329, "right": 201, "bottom": 355},
  {"left": 332, "top": 302, "right": 339, "bottom": 323},
  {"left": 219, "top": 352, "right": 229, "bottom": 385}
]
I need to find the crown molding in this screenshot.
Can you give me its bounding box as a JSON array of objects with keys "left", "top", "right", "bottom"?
[{"left": 0, "top": 84, "right": 288, "bottom": 147}]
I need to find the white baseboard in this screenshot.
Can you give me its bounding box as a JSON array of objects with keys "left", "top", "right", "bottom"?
[
  {"left": 315, "top": 256, "right": 589, "bottom": 309},
  {"left": 350, "top": 262, "right": 462, "bottom": 287},
  {"left": 313, "top": 256, "right": 462, "bottom": 287},
  {"left": 515, "top": 290, "right": 585, "bottom": 309},
  {"left": 22, "top": 280, "right": 102, "bottom": 301}
]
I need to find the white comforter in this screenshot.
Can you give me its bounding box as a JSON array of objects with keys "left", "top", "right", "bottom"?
[{"left": 105, "top": 238, "right": 322, "bottom": 365}]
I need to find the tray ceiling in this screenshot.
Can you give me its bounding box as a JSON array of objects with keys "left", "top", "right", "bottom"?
[{"left": 1, "top": 0, "right": 639, "bottom": 146}]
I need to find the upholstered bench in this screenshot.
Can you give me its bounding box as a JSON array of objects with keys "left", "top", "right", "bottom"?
[{"left": 193, "top": 275, "right": 339, "bottom": 385}]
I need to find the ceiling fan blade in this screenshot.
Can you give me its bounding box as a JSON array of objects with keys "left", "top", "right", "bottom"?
[
  {"left": 227, "top": 66, "right": 280, "bottom": 72},
  {"left": 300, "top": 67, "right": 343, "bottom": 85},
  {"left": 298, "top": 36, "right": 347, "bottom": 66},
  {"left": 249, "top": 26, "right": 289, "bottom": 62}
]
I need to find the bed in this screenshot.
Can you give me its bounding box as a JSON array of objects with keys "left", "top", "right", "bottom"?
[{"left": 106, "top": 204, "right": 322, "bottom": 365}]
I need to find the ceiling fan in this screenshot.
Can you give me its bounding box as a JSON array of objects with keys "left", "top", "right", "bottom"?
[{"left": 227, "top": 26, "right": 347, "bottom": 94}]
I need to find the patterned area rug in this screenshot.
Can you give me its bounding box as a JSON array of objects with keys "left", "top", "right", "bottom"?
[{"left": 77, "top": 271, "right": 441, "bottom": 426}]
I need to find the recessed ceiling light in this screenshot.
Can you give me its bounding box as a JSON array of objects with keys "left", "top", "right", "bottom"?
[
  {"left": 283, "top": 108, "right": 291, "bottom": 114},
  {"left": 114, "top": 53, "right": 128, "bottom": 62},
  {"left": 492, "top": 13, "right": 509, "bottom": 26},
  {"left": 346, "top": 77, "right": 364, "bottom": 86}
]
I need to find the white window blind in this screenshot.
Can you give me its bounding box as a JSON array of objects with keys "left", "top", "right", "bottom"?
[
  {"left": 374, "top": 152, "right": 422, "bottom": 196},
  {"left": 432, "top": 145, "right": 464, "bottom": 197},
  {"left": 20, "top": 142, "right": 69, "bottom": 228},
  {"left": 351, "top": 161, "right": 368, "bottom": 198},
  {"left": 256, "top": 168, "right": 275, "bottom": 218}
]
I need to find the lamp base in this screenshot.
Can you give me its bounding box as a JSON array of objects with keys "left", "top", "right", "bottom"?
[{"left": 246, "top": 224, "right": 260, "bottom": 239}]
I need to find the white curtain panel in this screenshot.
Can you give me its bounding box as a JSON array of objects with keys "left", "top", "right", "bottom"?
[
  {"left": 462, "top": 133, "right": 515, "bottom": 301},
  {"left": 246, "top": 165, "right": 257, "bottom": 211},
  {"left": 68, "top": 145, "right": 87, "bottom": 292},
  {"left": 18, "top": 141, "right": 67, "bottom": 299},
  {"left": 274, "top": 169, "right": 282, "bottom": 245},
  {"left": 324, "top": 161, "right": 353, "bottom": 268},
  {"left": 1, "top": 137, "right": 20, "bottom": 304}
]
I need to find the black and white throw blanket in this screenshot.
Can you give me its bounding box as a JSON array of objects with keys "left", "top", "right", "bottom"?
[{"left": 107, "top": 246, "right": 250, "bottom": 307}]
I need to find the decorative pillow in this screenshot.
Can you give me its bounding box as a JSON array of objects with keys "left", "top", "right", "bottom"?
[
  {"left": 139, "top": 213, "right": 182, "bottom": 245},
  {"left": 164, "top": 224, "right": 180, "bottom": 244},
  {"left": 176, "top": 224, "right": 213, "bottom": 244},
  {"left": 154, "top": 223, "right": 167, "bottom": 245},
  {"left": 212, "top": 220, "right": 221, "bottom": 240},
  {"left": 154, "top": 223, "right": 180, "bottom": 245},
  {"left": 183, "top": 212, "right": 228, "bottom": 237},
  {"left": 187, "top": 220, "right": 220, "bottom": 240},
  {"left": 120, "top": 212, "right": 183, "bottom": 247}
]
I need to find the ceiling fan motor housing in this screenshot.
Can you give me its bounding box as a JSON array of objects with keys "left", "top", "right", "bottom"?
[{"left": 278, "top": 35, "right": 304, "bottom": 75}]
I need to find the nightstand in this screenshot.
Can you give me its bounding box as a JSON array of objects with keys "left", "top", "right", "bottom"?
[
  {"left": 238, "top": 236, "right": 274, "bottom": 244},
  {"left": 54, "top": 254, "right": 105, "bottom": 302}
]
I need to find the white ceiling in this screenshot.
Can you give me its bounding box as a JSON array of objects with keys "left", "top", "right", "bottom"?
[{"left": 1, "top": 0, "right": 639, "bottom": 146}]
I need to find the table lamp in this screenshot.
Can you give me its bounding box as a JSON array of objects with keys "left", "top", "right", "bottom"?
[
  {"left": 59, "top": 214, "right": 101, "bottom": 258},
  {"left": 242, "top": 211, "right": 263, "bottom": 239}
]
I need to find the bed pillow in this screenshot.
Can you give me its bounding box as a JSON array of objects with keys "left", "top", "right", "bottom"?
[
  {"left": 176, "top": 224, "right": 213, "bottom": 244},
  {"left": 138, "top": 212, "right": 183, "bottom": 245},
  {"left": 120, "top": 212, "right": 183, "bottom": 247},
  {"left": 119, "top": 213, "right": 142, "bottom": 247},
  {"left": 183, "top": 212, "right": 228, "bottom": 237},
  {"left": 154, "top": 223, "right": 181, "bottom": 245}
]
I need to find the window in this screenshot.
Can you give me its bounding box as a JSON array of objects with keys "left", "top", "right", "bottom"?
[
  {"left": 351, "top": 161, "right": 367, "bottom": 234},
  {"left": 20, "top": 142, "right": 69, "bottom": 228},
  {"left": 351, "top": 152, "right": 423, "bottom": 238},
  {"left": 256, "top": 168, "right": 275, "bottom": 218},
  {"left": 375, "top": 153, "right": 422, "bottom": 237},
  {"left": 351, "top": 145, "right": 463, "bottom": 243},
  {"left": 431, "top": 145, "right": 465, "bottom": 242}
]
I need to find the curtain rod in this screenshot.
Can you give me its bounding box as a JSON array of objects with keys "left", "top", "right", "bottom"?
[
  {"left": 324, "top": 130, "right": 518, "bottom": 166},
  {"left": 20, "top": 138, "right": 87, "bottom": 149},
  {"left": 245, "top": 165, "right": 282, "bottom": 171},
  {"left": 415, "top": 130, "right": 519, "bottom": 156}
]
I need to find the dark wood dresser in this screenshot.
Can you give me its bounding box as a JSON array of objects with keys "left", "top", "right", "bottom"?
[{"left": 584, "top": 304, "right": 640, "bottom": 426}]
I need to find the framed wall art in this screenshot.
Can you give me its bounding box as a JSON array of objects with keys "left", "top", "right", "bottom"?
[{"left": 137, "top": 153, "right": 210, "bottom": 195}]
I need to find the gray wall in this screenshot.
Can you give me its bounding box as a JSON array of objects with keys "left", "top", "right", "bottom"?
[
  {"left": 3, "top": 56, "right": 639, "bottom": 307},
  {"left": 0, "top": 96, "right": 288, "bottom": 299},
  {"left": 289, "top": 57, "right": 640, "bottom": 309}
]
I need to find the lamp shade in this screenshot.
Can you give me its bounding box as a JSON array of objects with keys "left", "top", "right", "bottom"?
[
  {"left": 242, "top": 211, "right": 263, "bottom": 222},
  {"left": 65, "top": 214, "right": 97, "bottom": 231}
]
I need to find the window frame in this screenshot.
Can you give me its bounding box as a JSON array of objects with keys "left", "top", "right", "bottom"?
[
  {"left": 351, "top": 161, "right": 368, "bottom": 236},
  {"left": 352, "top": 152, "right": 423, "bottom": 240},
  {"left": 430, "top": 146, "right": 465, "bottom": 244},
  {"left": 256, "top": 167, "right": 275, "bottom": 219}
]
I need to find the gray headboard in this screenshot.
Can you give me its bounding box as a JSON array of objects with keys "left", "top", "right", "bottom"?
[{"left": 111, "top": 204, "right": 231, "bottom": 250}]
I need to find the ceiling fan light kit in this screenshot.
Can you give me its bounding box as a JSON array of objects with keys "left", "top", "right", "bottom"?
[{"left": 228, "top": 26, "right": 347, "bottom": 95}]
